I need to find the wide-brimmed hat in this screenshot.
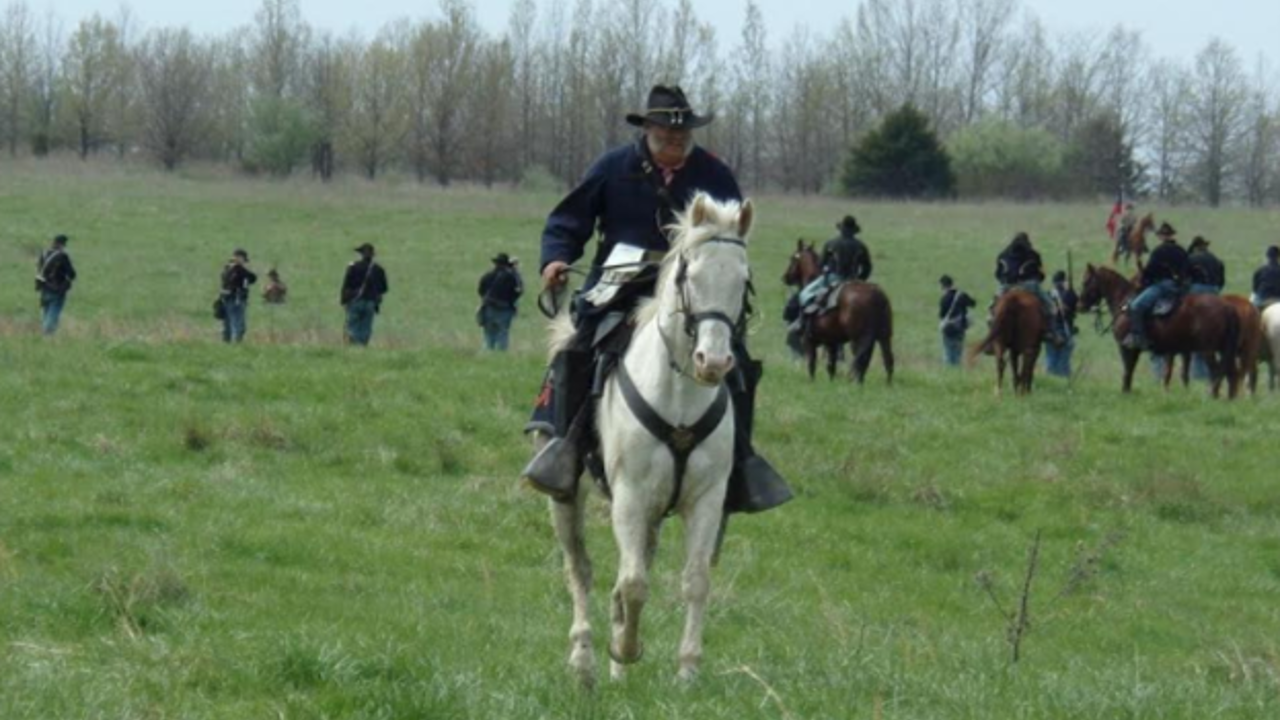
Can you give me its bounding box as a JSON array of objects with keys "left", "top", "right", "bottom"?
[
  {"left": 1188, "top": 236, "right": 1210, "bottom": 251},
  {"left": 626, "top": 85, "right": 714, "bottom": 129},
  {"left": 939, "top": 274, "right": 954, "bottom": 287},
  {"left": 1156, "top": 222, "right": 1176, "bottom": 238},
  {"left": 1052, "top": 270, "right": 1067, "bottom": 283},
  {"left": 233, "top": 248, "right": 249, "bottom": 260},
  {"left": 354, "top": 243, "right": 375, "bottom": 255},
  {"left": 492, "top": 252, "right": 511, "bottom": 266},
  {"left": 53, "top": 234, "right": 68, "bottom": 245},
  {"left": 837, "top": 215, "right": 861, "bottom": 234}
]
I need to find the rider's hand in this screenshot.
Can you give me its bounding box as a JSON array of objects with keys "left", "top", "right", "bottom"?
[{"left": 542, "top": 261, "right": 570, "bottom": 289}]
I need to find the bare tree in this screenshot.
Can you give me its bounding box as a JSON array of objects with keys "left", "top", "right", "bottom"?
[
  {"left": 28, "top": 9, "right": 63, "bottom": 156},
  {"left": 1146, "top": 59, "right": 1192, "bottom": 201},
  {"left": 734, "top": 1, "right": 770, "bottom": 190},
  {"left": 507, "top": 0, "right": 538, "bottom": 176},
  {"left": 427, "top": 0, "right": 480, "bottom": 186},
  {"left": 958, "top": 0, "right": 1014, "bottom": 124},
  {"left": 1188, "top": 38, "right": 1247, "bottom": 206},
  {"left": 136, "top": 28, "right": 212, "bottom": 170},
  {"left": 469, "top": 38, "right": 515, "bottom": 186},
  {"left": 250, "top": 0, "right": 308, "bottom": 101},
  {"left": 1, "top": 1, "right": 36, "bottom": 156},
  {"left": 304, "top": 32, "right": 354, "bottom": 181},
  {"left": 62, "top": 14, "right": 125, "bottom": 158},
  {"left": 1238, "top": 58, "right": 1278, "bottom": 206},
  {"left": 345, "top": 28, "right": 407, "bottom": 180}
]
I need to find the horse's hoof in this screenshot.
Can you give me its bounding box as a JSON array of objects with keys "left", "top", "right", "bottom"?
[{"left": 608, "top": 641, "right": 644, "bottom": 665}]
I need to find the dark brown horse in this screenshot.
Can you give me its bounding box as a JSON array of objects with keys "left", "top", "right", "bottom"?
[
  {"left": 782, "top": 241, "right": 894, "bottom": 383},
  {"left": 1162, "top": 295, "right": 1262, "bottom": 395},
  {"left": 1078, "top": 264, "right": 1241, "bottom": 398},
  {"left": 1112, "top": 213, "right": 1153, "bottom": 267},
  {"left": 968, "top": 290, "right": 1043, "bottom": 395}
]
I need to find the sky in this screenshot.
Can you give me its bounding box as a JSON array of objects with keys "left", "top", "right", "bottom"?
[{"left": 26, "top": 0, "right": 1280, "bottom": 67}]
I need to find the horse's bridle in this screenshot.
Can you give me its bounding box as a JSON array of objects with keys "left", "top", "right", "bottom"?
[{"left": 665, "top": 237, "right": 750, "bottom": 379}]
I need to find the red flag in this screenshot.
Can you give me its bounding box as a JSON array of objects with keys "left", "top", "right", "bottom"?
[{"left": 1105, "top": 193, "right": 1123, "bottom": 238}]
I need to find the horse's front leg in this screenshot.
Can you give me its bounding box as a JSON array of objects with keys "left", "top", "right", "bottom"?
[
  {"left": 995, "top": 349, "right": 1006, "bottom": 397},
  {"left": 608, "top": 488, "right": 656, "bottom": 680},
  {"left": 677, "top": 482, "right": 727, "bottom": 683},
  {"left": 549, "top": 479, "right": 595, "bottom": 688},
  {"left": 826, "top": 344, "right": 838, "bottom": 380}
]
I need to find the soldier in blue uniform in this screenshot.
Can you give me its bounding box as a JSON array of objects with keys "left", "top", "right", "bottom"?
[
  {"left": 523, "top": 85, "right": 791, "bottom": 514},
  {"left": 1044, "top": 270, "right": 1078, "bottom": 377},
  {"left": 477, "top": 252, "right": 523, "bottom": 351},
  {"left": 938, "top": 275, "right": 974, "bottom": 367},
  {"left": 1123, "top": 223, "right": 1190, "bottom": 350},
  {"left": 993, "top": 232, "right": 1065, "bottom": 346},
  {"left": 219, "top": 248, "right": 258, "bottom": 343},
  {"left": 1186, "top": 236, "right": 1225, "bottom": 379},
  {"left": 1252, "top": 246, "right": 1280, "bottom": 308},
  {"left": 35, "top": 234, "right": 76, "bottom": 335}
]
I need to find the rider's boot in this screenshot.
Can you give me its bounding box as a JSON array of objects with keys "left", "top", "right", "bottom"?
[
  {"left": 522, "top": 349, "right": 594, "bottom": 502},
  {"left": 723, "top": 358, "right": 793, "bottom": 514},
  {"left": 1121, "top": 312, "right": 1148, "bottom": 349}
]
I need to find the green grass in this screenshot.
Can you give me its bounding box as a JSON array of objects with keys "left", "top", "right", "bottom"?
[{"left": 2, "top": 159, "right": 1279, "bottom": 718}]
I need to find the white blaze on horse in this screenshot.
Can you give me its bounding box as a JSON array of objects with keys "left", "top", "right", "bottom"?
[{"left": 545, "top": 192, "right": 753, "bottom": 687}]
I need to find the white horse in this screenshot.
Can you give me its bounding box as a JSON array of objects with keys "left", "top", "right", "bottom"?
[
  {"left": 1263, "top": 304, "right": 1280, "bottom": 390},
  {"left": 547, "top": 193, "right": 753, "bottom": 687}
]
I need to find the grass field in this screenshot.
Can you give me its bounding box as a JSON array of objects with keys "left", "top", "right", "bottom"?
[{"left": 2, "top": 159, "right": 1279, "bottom": 719}]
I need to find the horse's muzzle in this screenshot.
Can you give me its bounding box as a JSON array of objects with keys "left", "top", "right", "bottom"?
[{"left": 693, "top": 351, "right": 734, "bottom": 386}]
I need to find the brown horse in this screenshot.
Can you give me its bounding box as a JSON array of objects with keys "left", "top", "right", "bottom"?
[
  {"left": 1112, "top": 213, "right": 1153, "bottom": 267},
  {"left": 968, "top": 290, "right": 1043, "bottom": 395},
  {"left": 1078, "top": 264, "right": 1241, "bottom": 398},
  {"left": 782, "top": 241, "right": 894, "bottom": 383},
  {"left": 1162, "top": 295, "right": 1262, "bottom": 395}
]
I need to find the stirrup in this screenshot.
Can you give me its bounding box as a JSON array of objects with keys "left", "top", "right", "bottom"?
[
  {"left": 520, "top": 438, "right": 580, "bottom": 502},
  {"left": 728, "top": 455, "right": 793, "bottom": 514}
]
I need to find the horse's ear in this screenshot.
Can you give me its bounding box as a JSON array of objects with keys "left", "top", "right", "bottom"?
[
  {"left": 795, "top": 238, "right": 803, "bottom": 250},
  {"left": 690, "top": 193, "right": 709, "bottom": 227},
  {"left": 737, "top": 199, "right": 754, "bottom": 239}
]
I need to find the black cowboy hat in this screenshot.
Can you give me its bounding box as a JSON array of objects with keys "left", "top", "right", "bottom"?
[
  {"left": 53, "top": 234, "right": 68, "bottom": 245},
  {"left": 233, "top": 248, "right": 249, "bottom": 261},
  {"left": 939, "top": 274, "right": 954, "bottom": 287},
  {"left": 837, "top": 215, "right": 861, "bottom": 234},
  {"left": 354, "top": 243, "right": 375, "bottom": 255},
  {"left": 1156, "top": 222, "right": 1176, "bottom": 238},
  {"left": 492, "top": 252, "right": 511, "bottom": 266},
  {"left": 1188, "top": 236, "right": 1210, "bottom": 251},
  {"left": 625, "top": 85, "right": 714, "bottom": 130}
]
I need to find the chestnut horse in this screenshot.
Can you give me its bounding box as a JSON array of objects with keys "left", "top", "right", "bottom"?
[
  {"left": 1079, "top": 264, "right": 1241, "bottom": 398},
  {"left": 968, "top": 290, "right": 1043, "bottom": 395},
  {"left": 782, "top": 241, "right": 894, "bottom": 383},
  {"left": 1112, "top": 213, "right": 1153, "bottom": 267}
]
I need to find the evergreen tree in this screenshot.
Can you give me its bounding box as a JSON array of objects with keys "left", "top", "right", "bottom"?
[
  {"left": 842, "top": 104, "right": 954, "bottom": 198},
  {"left": 1062, "top": 112, "right": 1144, "bottom": 198}
]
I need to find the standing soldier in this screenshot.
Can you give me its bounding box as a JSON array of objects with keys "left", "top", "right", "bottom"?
[
  {"left": 522, "top": 84, "right": 790, "bottom": 514},
  {"left": 35, "top": 234, "right": 76, "bottom": 335},
  {"left": 340, "top": 243, "right": 389, "bottom": 346},
  {"left": 1045, "top": 270, "right": 1079, "bottom": 377},
  {"left": 219, "top": 249, "right": 257, "bottom": 343},
  {"left": 938, "top": 275, "right": 975, "bottom": 367},
  {"left": 477, "top": 252, "right": 523, "bottom": 351}
]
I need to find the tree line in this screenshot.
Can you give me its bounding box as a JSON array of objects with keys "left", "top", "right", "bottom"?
[{"left": 0, "top": 0, "right": 1276, "bottom": 206}]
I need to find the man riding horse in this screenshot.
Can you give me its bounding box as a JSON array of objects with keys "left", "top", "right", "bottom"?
[
  {"left": 1123, "top": 222, "right": 1191, "bottom": 350},
  {"left": 522, "top": 84, "right": 791, "bottom": 514},
  {"left": 1251, "top": 245, "right": 1280, "bottom": 309},
  {"left": 1188, "top": 236, "right": 1225, "bottom": 295},
  {"left": 994, "top": 232, "right": 1066, "bottom": 346},
  {"left": 798, "top": 215, "right": 871, "bottom": 312}
]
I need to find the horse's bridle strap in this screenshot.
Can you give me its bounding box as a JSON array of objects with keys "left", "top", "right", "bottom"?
[{"left": 615, "top": 359, "right": 731, "bottom": 516}]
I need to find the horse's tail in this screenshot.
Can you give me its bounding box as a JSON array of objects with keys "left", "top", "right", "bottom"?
[
  {"left": 968, "top": 301, "right": 1005, "bottom": 365},
  {"left": 851, "top": 287, "right": 890, "bottom": 360},
  {"left": 1221, "top": 305, "right": 1241, "bottom": 385}
]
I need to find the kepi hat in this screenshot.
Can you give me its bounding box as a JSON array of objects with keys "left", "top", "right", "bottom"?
[
  {"left": 626, "top": 85, "right": 714, "bottom": 129},
  {"left": 354, "top": 242, "right": 375, "bottom": 255}
]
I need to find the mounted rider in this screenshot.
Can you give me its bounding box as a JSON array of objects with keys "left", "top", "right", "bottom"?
[
  {"left": 994, "top": 232, "right": 1065, "bottom": 346},
  {"left": 1252, "top": 245, "right": 1280, "bottom": 309},
  {"left": 1187, "top": 236, "right": 1225, "bottom": 295},
  {"left": 1123, "top": 222, "right": 1191, "bottom": 350},
  {"left": 1114, "top": 202, "right": 1136, "bottom": 258},
  {"left": 522, "top": 84, "right": 791, "bottom": 515},
  {"left": 798, "top": 215, "right": 871, "bottom": 313}
]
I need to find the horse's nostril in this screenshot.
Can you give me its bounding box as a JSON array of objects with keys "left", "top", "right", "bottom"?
[{"left": 694, "top": 351, "right": 706, "bottom": 366}]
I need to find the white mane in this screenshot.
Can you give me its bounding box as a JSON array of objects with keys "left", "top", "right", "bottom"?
[{"left": 634, "top": 194, "right": 749, "bottom": 327}]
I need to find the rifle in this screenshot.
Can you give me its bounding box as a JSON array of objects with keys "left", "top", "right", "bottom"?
[{"left": 1067, "top": 249, "right": 1075, "bottom": 294}]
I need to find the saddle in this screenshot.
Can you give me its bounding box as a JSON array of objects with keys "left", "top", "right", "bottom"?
[{"left": 803, "top": 281, "right": 852, "bottom": 317}]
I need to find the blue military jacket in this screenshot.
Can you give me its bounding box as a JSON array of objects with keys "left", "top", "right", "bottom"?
[{"left": 540, "top": 139, "right": 742, "bottom": 290}]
